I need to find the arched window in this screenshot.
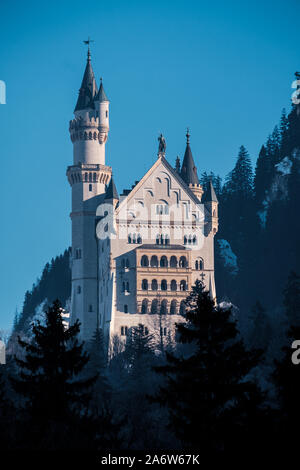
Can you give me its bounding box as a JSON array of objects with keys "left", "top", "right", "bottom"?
[
  {"left": 124, "top": 305, "right": 128, "bottom": 313},
  {"left": 160, "top": 256, "right": 168, "bottom": 268},
  {"left": 132, "top": 233, "right": 136, "bottom": 244},
  {"left": 193, "top": 235, "right": 197, "bottom": 245},
  {"left": 151, "top": 299, "right": 158, "bottom": 314},
  {"left": 160, "top": 299, "right": 168, "bottom": 314},
  {"left": 122, "top": 281, "right": 125, "bottom": 292},
  {"left": 89, "top": 184, "right": 92, "bottom": 191},
  {"left": 179, "top": 256, "right": 187, "bottom": 268},
  {"left": 150, "top": 255, "right": 158, "bottom": 267},
  {"left": 180, "top": 280, "right": 187, "bottom": 291},
  {"left": 170, "top": 299, "right": 177, "bottom": 315},
  {"left": 165, "top": 234, "right": 170, "bottom": 245},
  {"left": 128, "top": 234, "right": 132, "bottom": 244},
  {"left": 141, "top": 255, "right": 149, "bottom": 267},
  {"left": 137, "top": 233, "right": 142, "bottom": 244},
  {"left": 89, "top": 131, "right": 92, "bottom": 140},
  {"left": 156, "top": 235, "right": 160, "bottom": 245},
  {"left": 126, "top": 282, "right": 130, "bottom": 292},
  {"left": 184, "top": 235, "right": 187, "bottom": 245},
  {"left": 85, "top": 172, "right": 88, "bottom": 182},
  {"left": 141, "top": 299, "right": 148, "bottom": 314},
  {"left": 170, "top": 256, "right": 177, "bottom": 268},
  {"left": 93, "top": 172, "right": 97, "bottom": 182},
  {"left": 188, "top": 235, "right": 192, "bottom": 244},
  {"left": 151, "top": 279, "right": 158, "bottom": 291},
  {"left": 89, "top": 304, "right": 93, "bottom": 312},
  {"left": 89, "top": 172, "right": 92, "bottom": 182},
  {"left": 180, "top": 300, "right": 186, "bottom": 315},
  {"left": 170, "top": 280, "right": 177, "bottom": 291},
  {"left": 161, "top": 279, "right": 167, "bottom": 291},
  {"left": 199, "top": 258, "right": 204, "bottom": 270},
  {"left": 142, "top": 279, "right": 148, "bottom": 290}
]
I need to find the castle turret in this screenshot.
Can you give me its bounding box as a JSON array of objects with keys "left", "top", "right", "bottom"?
[
  {"left": 104, "top": 176, "right": 119, "bottom": 208},
  {"left": 180, "top": 129, "right": 203, "bottom": 200},
  {"left": 67, "top": 47, "right": 112, "bottom": 340},
  {"left": 202, "top": 180, "right": 219, "bottom": 236}
]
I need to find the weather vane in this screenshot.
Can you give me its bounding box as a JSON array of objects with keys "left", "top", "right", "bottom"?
[{"left": 83, "top": 37, "right": 94, "bottom": 47}]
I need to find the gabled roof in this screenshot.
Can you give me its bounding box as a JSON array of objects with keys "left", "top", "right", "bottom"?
[
  {"left": 180, "top": 131, "right": 200, "bottom": 185},
  {"left": 105, "top": 176, "right": 119, "bottom": 200},
  {"left": 202, "top": 180, "right": 218, "bottom": 203},
  {"left": 74, "top": 51, "right": 98, "bottom": 112},
  {"left": 116, "top": 154, "right": 202, "bottom": 216},
  {"left": 94, "top": 81, "right": 109, "bottom": 102}
]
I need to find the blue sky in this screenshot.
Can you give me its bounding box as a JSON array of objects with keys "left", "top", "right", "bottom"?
[{"left": 0, "top": 0, "right": 299, "bottom": 329}]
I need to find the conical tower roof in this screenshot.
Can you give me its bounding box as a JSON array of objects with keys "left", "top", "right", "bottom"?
[
  {"left": 74, "top": 49, "right": 98, "bottom": 112},
  {"left": 202, "top": 180, "right": 218, "bottom": 203},
  {"left": 180, "top": 129, "right": 200, "bottom": 185},
  {"left": 105, "top": 176, "right": 119, "bottom": 200},
  {"left": 95, "top": 80, "right": 109, "bottom": 102}
]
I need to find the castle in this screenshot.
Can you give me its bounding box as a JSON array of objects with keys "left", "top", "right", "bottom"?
[{"left": 67, "top": 48, "right": 219, "bottom": 344}]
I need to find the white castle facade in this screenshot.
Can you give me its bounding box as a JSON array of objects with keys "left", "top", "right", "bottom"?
[{"left": 67, "top": 50, "right": 219, "bottom": 345}]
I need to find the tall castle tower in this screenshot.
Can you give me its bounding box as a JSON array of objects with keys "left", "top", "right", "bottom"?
[{"left": 67, "top": 47, "right": 112, "bottom": 338}]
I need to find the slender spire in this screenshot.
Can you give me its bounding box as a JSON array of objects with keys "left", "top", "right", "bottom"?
[
  {"left": 105, "top": 176, "right": 119, "bottom": 201},
  {"left": 202, "top": 179, "right": 218, "bottom": 203},
  {"left": 180, "top": 128, "right": 200, "bottom": 185},
  {"left": 74, "top": 40, "right": 98, "bottom": 112},
  {"left": 94, "top": 78, "right": 109, "bottom": 102}
]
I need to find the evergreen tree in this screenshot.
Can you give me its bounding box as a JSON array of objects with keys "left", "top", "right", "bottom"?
[
  {"left": 86, "top": 327, "right": 110, "bottom": 409},
  {"left": 154, "top": 281, "right": 264, "bottom": 458},
  {"left": 283, "top": 271, "right": 300, "bottom": 327},
  {"left": 248, "top": 301, "right": 270, "bottom": 351},
  {"left": 11, "top": 300, "right": 97, "bottom": 449},
  {"left": 254, "top": 145, "right": 272, "bottom": 206}
]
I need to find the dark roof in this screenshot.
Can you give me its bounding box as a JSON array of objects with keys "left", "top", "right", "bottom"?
[
  {"left": 202, "top": 180, "right": 218, "bottom": 203},
  {"left": 105, "top": 176, "right": 119, "bottom": 200},
  {"left": 74, "top": 52, "right": 98, "bottom": 112},
  {"left": 136, "top": 244, "right": 189, "bottom": 250},
  {"left": 94, "top": 81, "right": 109, "bottom": 102},
  {"left": 180, "top": 143, "right": 200, "bottom": 185}
]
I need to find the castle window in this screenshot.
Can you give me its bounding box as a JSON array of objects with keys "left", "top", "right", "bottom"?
[
  {"left": 77, "top": 286, "right": 81, "bottom": 294},
  {"left": 126, "top": 282, "right": 130, "bottom": 293},
  {"left": 124, "top": 305, "right": 128, "bottom": 313},
  {"left": 170, "top": 256, "right": 177, "bottom": 268},
  {"left": 180, "top": 300, "right": 186, "bottom": 315},
  {"left": 85, "top": 173, "right": 88, "bottom": 182},
  {"left": 160, "top": 299, "right": 168, "bottom": 315},
  {"left": 164, "top": 234, "right": 170, "bottom": 245},
  {"left": 132, "top": 233, "right": 136, "bottom": 244},
  {"left": 141, "top": 255, "right": 149, "bottom": 267},
  {"left": 106, "top": 110, "right": 108, "bottom": 118},
  {"left": 142, "top": 279, "right": 148, "bottom": 290},
  {"left": 141, "top": 299, "right": 148, "bottom": 314},
  {"left": 161, "top": 279, "right": 167, "bottom": 291},
  {"left": 93, "top": 172, "right": 97, "bottom": 182},
  {"left": 151, "top": 255, "right": 158, "bottom": 267},
  {"left": 128, "top": 234, "right": 132, "bottom": 244},
  {"left": 121, "top": 326, "right": 128, "bottom": 335},
  {"left": 125, "top": 258, "right": 130, "bottom": 269},
  {"left": 170, "top": 299, "right": 177, "bottom": 315},
  {"left": 160, "top": 256, "right": 168, "bottom": 268},
  {"left": 184, "top": 236, "right": 187, "bottom": 245},
  {"left": 75, "top": 248, "right": 82, "bottom": 259},
  {"left": 170, "top": 280, "right": 177, "bottom": 291},
  {"left": 89, "top": 184, "right": 93, "bottom": 191},
  {"left": 156, "top": 235, "right": 160, "bottom": 245},
  {"left": 151, "top": 299, "right": 158, "bottom": 314},
  {"left": 193, "top": 235, "right": 197, "bottom": 245},
  {"left": 180, "top": 280, "right": 187, "bottom": 291},
  {"left": 179, "top": 256, "right": 188, "bottom": 268},
  {"left": 137, "top": 234, "right": 142, "bottom": 244},
  {"left": 151, "top": 279, "right": 158, "bottom": 291},
  {"left": 88, "top": 304, "right": 93, "bottom": 312}
]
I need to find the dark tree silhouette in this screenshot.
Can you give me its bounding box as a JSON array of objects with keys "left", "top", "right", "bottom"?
[{"left": 154, "top": 281, "right": 265, "bottom": 459}]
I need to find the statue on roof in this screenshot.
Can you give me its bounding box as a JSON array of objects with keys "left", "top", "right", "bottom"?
[{"left": 158, "top": 133, "right": 166, "bottom": 155}]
